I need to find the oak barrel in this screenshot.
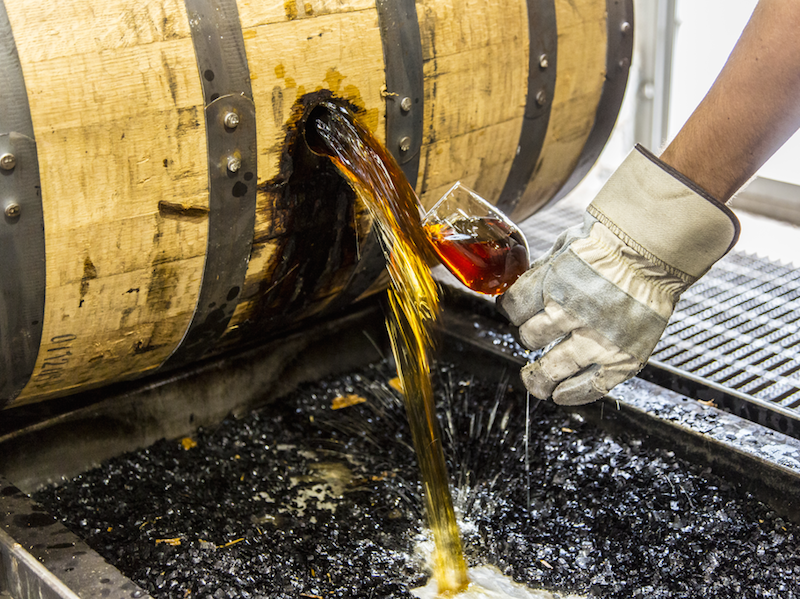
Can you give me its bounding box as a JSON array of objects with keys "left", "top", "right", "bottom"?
[{"left": 0, "top": 0, "right": 632, "bottom": 408}]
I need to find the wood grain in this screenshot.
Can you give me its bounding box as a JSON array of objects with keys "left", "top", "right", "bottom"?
[
  {"left": 7, "top": 0, "right": 208, "bottom": 405},
  {"left": 415, "top": 0, "right": 529, "bottom": 210}
]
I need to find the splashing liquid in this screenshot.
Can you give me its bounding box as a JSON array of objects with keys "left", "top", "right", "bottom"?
[{"left": 306, "top": 102, "right": 469, "bottom": 595}]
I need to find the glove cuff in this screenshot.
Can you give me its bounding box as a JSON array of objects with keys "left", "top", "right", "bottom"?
[{"left": 588, "top": 145, "right": 740, "bottom": 281}]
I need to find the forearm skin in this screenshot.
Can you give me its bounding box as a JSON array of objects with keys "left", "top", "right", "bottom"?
[{"left": 660, "top": 0, "right": 800, "bottom": 203}]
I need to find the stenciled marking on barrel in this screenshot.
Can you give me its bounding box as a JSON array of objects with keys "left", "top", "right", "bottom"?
[
  {"left": 160, "top": 0, "right": 258, "bottom": 370},
  {"left": 0, "top": 0, "right": 46, "bottom": 405},
  {"left": 29, "top": 334, "right": 77, "bottom": 388},
  {"left": 495, "top": 0, "right": 558, "bottom": 216}
]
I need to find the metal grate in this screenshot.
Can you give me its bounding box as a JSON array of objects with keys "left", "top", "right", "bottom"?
[
  {"left": 520, "top": 203, "right": 800, "bottom": 434},
  {"left": 656, "top": 254, "right": 800, "bottom": 407}
]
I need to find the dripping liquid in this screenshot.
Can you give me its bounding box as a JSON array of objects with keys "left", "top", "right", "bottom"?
[{"left": 306, "top": 102, "right": 469, "bottom": 595}]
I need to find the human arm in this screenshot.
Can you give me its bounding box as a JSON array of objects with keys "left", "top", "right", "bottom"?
[
  {"left": 661, "top": 0, "right": 800, "bottom": 201},
  {"left": 497, "top": 0, "right": 800, "bottom": 405}
]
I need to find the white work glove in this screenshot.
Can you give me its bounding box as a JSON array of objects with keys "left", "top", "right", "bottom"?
[{"left": 497, "top": 145, "right": 740, "bottom": 405}]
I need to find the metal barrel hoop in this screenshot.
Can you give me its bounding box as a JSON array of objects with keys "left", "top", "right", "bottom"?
[
  {"left": 0, "top": 0, "right": 46, "bottom": 405},
  {"left": 161, "top": 0, "right": 258, "bottom": 370}
]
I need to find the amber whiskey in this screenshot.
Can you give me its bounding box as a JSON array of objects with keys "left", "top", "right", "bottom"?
[{"left": 425, "top": 217, "right": 529, "bottom": 295}]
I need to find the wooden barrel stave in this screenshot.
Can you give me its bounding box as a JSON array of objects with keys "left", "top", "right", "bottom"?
[
  {"left": 414, "top": 0, "right": 531, "bottom": 209},
  {"left": 6, "top": 0, "right": 208, "bottom": 405}
]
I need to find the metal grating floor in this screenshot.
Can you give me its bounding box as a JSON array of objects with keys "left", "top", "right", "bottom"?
[
  {"left": 657, "top": 254, "right": 800, "bottom": 406},
  {"left": 521, "top": 203, "right": 800, "bottom": 435}
]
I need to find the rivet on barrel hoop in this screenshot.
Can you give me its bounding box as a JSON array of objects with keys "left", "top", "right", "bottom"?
[
  {"left": 4, "top": 202, "right": 20, "bottom": 219},
  {"left": 0, "top": 153, "right": 15, "bottom": 170},
  {"left": 399, "top": 136, "right": 412, "bottom": 153},
  {"left": 227, "top": 155, "right": 242, "bottom": 173},
  {"left": 538, "top": 54, "right": 549, "bottom": 69},
  {"left": 224, "top": 112, "right": 240, "bottom": 129}
]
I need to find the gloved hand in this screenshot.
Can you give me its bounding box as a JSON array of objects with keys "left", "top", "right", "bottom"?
[{"left": 497, "top": 145, "right": 740, "bottom": 405}]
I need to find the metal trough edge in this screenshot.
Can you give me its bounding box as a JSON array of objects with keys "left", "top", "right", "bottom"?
[
  {"left": 1, "top": 477, "right": 151, "bottom": 599},
  {"left": 1, "top": 527, "right": 81, "bottom": 599}
]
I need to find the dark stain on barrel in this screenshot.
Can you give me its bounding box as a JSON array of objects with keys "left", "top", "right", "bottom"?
[
  {"left": 80, "top": 257, "right": 98, "bottom": 307},
  {"left": 272, "top": 86, "right": 284, "bottom": 128},
  {"left": 133, "top": 337, "right": 165, "bottom": 355},
  {"left": 161, "top": 50, "right": 178, "bottom": 104},
  {"left": 144, "top": 237, "right": 178, "bottom": 358},
  {"left": 135, "top": 261, "right": 177, "bottom": 355},
  {"left": 146, "top": 262, "right": 175, "bottom": 313},
  {"left": 232, "top": 182, "right": 248, "bottom": 198},
  {"left": 176, "top": 107, "right": 200, "bottom": 134},
  {"left": 235, "top": 90, "right": 364, "bottom": 341},
  {"left": 158, "top": 200, "right": 210, "bottom": 222},
  {"left": 153, "top": 214, "right": 164, "bottom": 245},
  {"left": 119, "top": 306, "right": 136, "bottom": 328},
  {"left": 285, "top": 0, "right": 298, "bottom": 20},
  {"left": 157, "top": 4, "right": 181, "bottom": 40}
]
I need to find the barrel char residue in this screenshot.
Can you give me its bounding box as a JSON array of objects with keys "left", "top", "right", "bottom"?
[
  {"left": 235, "top": 91, "right": 366, "bottom": 341},
  {"left": 33, "top": 359, "right": 800, "bottom": 599}
]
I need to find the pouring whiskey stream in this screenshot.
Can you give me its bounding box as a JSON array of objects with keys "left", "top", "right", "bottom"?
[{"left": 305, "top": 101, "right": 529, "bottom": 596}]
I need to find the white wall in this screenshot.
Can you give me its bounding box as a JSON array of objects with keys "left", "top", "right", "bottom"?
[{"left": 669, "top": 0, "right": 800, "bottom": 185}]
